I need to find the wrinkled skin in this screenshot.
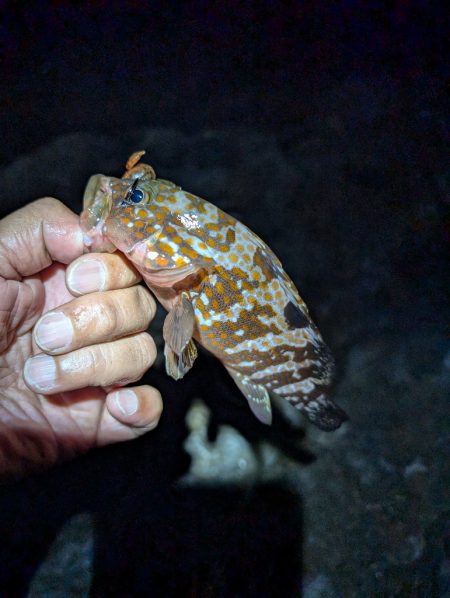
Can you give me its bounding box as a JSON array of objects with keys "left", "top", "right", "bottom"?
[{"left": 0, "top": 198, "right": 163, "bottom": 479}]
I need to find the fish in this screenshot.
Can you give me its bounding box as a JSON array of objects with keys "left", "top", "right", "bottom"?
[{"left": 81, "top": 151, "right": 347, "bottom": 430}]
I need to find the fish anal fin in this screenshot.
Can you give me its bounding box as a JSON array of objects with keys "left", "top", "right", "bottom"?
[{"left": 226, "top": 368, "right": 272, "bottom": 425}]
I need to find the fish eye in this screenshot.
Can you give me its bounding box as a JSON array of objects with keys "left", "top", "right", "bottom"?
[
  {"left": 121, "top": 179, "right": 148, "bottom": 206},
  {"left": 129, "top": 188, "right": 144, "bottom": 203}
]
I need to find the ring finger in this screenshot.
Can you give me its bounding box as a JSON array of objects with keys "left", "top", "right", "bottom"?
[{"left": 24, "top": 332, "right": 157, "bottom": 394}]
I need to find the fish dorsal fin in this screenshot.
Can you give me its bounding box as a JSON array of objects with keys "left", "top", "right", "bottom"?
[{"left": 226, "top": 367, "right": 272, "bottom": 425}]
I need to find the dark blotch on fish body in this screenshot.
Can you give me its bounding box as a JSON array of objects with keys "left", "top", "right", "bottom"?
[{"left": 283, "top": 301, "right": 311, "bottom": 330}]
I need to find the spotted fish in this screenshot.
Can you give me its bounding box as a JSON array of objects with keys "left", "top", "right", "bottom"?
[{"left": 81, "top": 151, "right": 347, "bottom": 430}]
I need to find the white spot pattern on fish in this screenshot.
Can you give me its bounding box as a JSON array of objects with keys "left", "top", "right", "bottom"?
[{"left": 81, "top": 151, "right": 347, "bottom": 430}]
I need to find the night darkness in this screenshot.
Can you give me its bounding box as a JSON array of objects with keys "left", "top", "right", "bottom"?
[{"left": 0, "top": 2, "right": 448, "bottom": 597}]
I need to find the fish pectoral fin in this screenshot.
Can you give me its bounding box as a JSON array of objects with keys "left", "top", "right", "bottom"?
[
  {"left": 163, "top": 293, "right": 197, "bottom": 380},
  {"left": 163, "top": 293, "right": 195, "bottom": 355},
  {"left": 226, "top": 368, "right": 272, "bottom": 425},
  {"left": 164, "top": 339, "right": 198, "bottom": 381}
]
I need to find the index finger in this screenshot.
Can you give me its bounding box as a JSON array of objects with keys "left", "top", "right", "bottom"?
[
  {"left": 0, "top": 197, "right": 83, "bottom": 280},
  {"left": 66, "top": 253, "right": 142, "bottom": 296}
]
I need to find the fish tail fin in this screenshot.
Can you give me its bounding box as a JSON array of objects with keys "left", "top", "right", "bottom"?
[{"left": 285, "top": 392, "right": 348, "bottom": 431}]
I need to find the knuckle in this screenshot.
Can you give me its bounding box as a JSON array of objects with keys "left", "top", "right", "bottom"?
[
  {"left": 35, "top": 197, "right": 63, "bottom": 211},
  {"left": 61, "top": 345, "right": 99, "bottom": 381},
  {"left": 112, "top": 253, "right": 141, "bottom": 282},
  {"left": 132, "top": 285, "right": 156, "bottom": 320},
  {"left": 134, "top": 333, "right": 156, "bottom": 370},
  {"left": 32, "top": 197, "right": 70, "bottom": 222},
  {"left": 141, "top": 286, "right": 156, "bottom": 315},
  {"left": 88, "top": 345, "right": 107, "bottom": 374},
  {"left": 82, "top": 333, "right": 156, "bottom": 388},
  {"left": 112, "top": 287, "right": 151, "bottom": 331},
  {"left": 93, "top": 344, "right": 114, "bottom": 385},
  {"left": 96, "top": 294, "right": 119, "bottom": 335}
]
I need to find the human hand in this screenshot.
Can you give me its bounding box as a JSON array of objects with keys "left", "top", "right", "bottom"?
[{"left": 0, "top": 198, "right": 162, "bottom": 479}]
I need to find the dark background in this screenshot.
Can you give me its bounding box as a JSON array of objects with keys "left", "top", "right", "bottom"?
[
  {"left": 0, "top": 1, "right": 449, "bottom": 597},
  {"left": 1, "top": 1, "right": 447, "bottom": 162}
]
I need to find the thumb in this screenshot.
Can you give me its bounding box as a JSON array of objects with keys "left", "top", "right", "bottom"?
[{"left": 0, "top": 197, "right": 84, "bottom": 279}]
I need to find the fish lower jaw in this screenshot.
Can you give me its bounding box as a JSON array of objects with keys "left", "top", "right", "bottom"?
[{"left": 137, "top": 263, "right": 199, "bottom": 287}]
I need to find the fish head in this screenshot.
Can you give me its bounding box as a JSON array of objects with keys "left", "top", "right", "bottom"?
[{"left": 81, "top": 173, "right": 212, "bottom": 280}]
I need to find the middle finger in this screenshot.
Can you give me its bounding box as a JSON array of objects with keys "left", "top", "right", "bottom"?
[{"left": 34, "top": 286, "right": 156, "bottom": 355}]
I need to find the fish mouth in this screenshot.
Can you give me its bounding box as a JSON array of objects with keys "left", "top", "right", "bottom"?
[
  {"left": 81, "top": 174, "right": 115, "bottom": 252},
  {"left": 82, "top": 174, "right": 112, "bottom": 221}
]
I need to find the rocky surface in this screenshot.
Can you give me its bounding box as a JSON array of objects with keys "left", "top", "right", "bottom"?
[{"left": 0, "top": 83, "right": 448, "bottom": 597}]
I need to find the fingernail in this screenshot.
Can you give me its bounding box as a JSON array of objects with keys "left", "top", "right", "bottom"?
[
  {"left": 34, "top": 312, "right": 73, "bottom": 352},
  {"left": 24, "top": 354, "right": 56, "bottom": 391},
  {"left": 114, "top": 390, "right": 138, "bottom": 416},
  {"left": 67, "top": 259, "right": 106, "bottom": 294}
]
